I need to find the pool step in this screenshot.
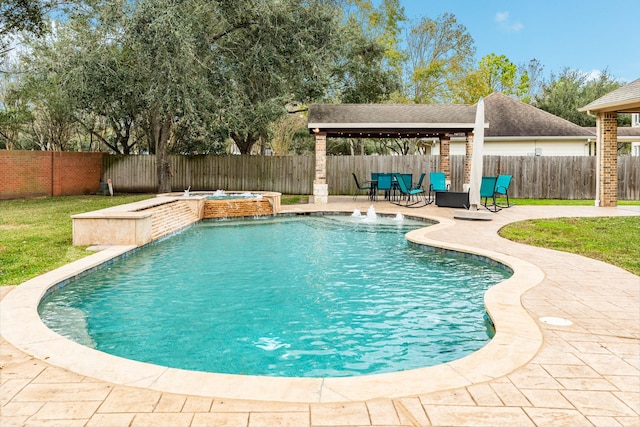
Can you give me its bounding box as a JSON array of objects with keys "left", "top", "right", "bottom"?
[{"left": 148, "top": 201, "right": 200, "bottom": 241}]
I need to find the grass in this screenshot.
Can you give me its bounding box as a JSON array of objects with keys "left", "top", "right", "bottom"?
[
  {"left": 0, "top": 194, "right": 153, "bottom": 286},
  {"left": 0, "top": 193, "right": 304, "bottom": 286},
  {"left": 507, "top": 198, "right": 640, "bottom": 206},
  {"left": 499, "top": 216, "right": 640, "bottom": 276},
  {"left": 281, "top": 195, "right": 309, "bottom": 204},
  {"left": 1, "top": 194, "right": 638, "bottom": 286}
]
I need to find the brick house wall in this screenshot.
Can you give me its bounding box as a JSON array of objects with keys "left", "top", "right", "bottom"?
[{"left": 0, "top": 151, "right": 104, "bottom": 200}]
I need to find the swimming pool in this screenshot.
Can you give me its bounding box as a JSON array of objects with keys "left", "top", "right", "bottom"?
[{"left": 39, "top": 214, "right": 511, "bottom": 378}]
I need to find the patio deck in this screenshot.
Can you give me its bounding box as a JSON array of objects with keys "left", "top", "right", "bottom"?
[{"left": 1, "top": 198, "right": 638, "bottom": 427}]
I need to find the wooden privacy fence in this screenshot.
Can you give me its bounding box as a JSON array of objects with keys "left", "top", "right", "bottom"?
[
  {"left": 103, "top": 155, "right": 314, "bottom": 194},
  {"left": 103, "top": 154, "right": 640, "bottom": 200}
]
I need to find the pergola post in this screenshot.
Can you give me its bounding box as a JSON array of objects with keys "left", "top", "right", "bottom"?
[
  {"left": 313, "top": 132, "right": 328, "bottom": 204},
  {"left": 439, "top": 134, "right": 451, "bottom": 185},
  {"left": 596, "top": 112, "right": 618, "bottom": 207},
  {"left": 577, "top": 78, "right": 639, "bottom": 207},
  {"left": 463, "top": 132, "right": 473, "bottom": 190}
]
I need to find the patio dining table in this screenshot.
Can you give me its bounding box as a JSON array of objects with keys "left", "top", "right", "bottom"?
[{"left": 370, "top": 173, "right": 413, "bottom": 201}]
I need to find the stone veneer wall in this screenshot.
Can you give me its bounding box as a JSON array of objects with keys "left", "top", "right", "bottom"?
[
  {"left": 203, "top": 199, "right": 275, "bottom": 218},
  {"left": 73, "top": 194, "right": 280, "bottom": 246}
]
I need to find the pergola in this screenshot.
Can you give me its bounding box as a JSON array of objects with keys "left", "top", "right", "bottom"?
[
  {"left": 307, "top": 103, "right": 481, "bottom": 203},
  {"left": 578, "top": 78, "right": 640, "bottom": 206}
]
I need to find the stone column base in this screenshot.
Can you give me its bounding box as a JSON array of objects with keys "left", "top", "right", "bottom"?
[{"left": 312, "top": 183, "right": 328, "bottom": 204}]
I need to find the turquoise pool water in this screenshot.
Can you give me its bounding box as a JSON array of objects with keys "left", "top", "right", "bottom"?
[{"left": 39, "top": 215, "right": 511, "bottom": 378}]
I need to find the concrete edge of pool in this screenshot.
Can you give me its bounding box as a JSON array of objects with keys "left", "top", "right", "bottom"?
[{"left": 0, "top": 208, "right": 545, "bottom": 403}]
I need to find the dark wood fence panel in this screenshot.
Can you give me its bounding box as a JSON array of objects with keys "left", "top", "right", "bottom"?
[
  {"left": 103, "top": 154, "right": 640, "bottom": 200},
  {"left": 619, "top": 156, "right": 640, "bottom": 200}
]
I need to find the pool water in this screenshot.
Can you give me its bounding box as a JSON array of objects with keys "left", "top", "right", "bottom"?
[{"left": 39, "top": 215, "right": 511, "bottom": 378}]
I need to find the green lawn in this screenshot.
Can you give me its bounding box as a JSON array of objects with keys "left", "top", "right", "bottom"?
[
  {"left": 499, "top": 216, "right": 640, "bottom": 276},
  {"left": 507, "top": 198, "right": 640, "bottom": 206},
  {"left": 1, "top": 195, "right": 638, "bottom": 286},
  {"left": 0, "top": 195, "right": 153, "bottom": 286}
]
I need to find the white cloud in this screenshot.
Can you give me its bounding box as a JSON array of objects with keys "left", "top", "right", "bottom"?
[
  {"left": 584, "top": 69, "right": 603, "bottom": 81},
  {"left": 495, "top": 11, "right": 524, "bottom": 32},
  {"left": 495, "top": 11, "right": 509, "bottom": 23}
]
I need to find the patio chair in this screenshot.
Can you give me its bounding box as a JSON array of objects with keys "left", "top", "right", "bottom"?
[
  {"left": 391, "top": 173, "right": 427, "bottom": 207},
  {"left": 395, "top": 173, "right": 413, "bottom": 202},
  {"left": 412, "top": 173, "right": 426, "bottom": 191},
  {"left": 376, "top": 173, "right": 394, "bottom": 201},
  {"left": 428, "top": 172, "right": 449, "bottom": 204},
  {"left": 480, "top": 176, "right": 500, "bottom": 212},
  {"left": 494, "top": 175, "right": 513, "bottom": 208},
  {"left": 352, "top": 173, "right": 373, "bottom": 201}
]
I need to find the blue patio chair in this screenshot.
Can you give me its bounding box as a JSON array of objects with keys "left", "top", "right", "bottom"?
[
  {"left": 400, "top": 173, "right": 412, "bottom": 189},
  {"left": 376, "top": 173, "right": 394, "bottom": 200},
  {"left": 412, "top": 173, "right": 426, "bottom": 191},
  {"left": 392, "top": 173, "right": 427, "bottom": 207},
  {"left": 370, "top": 173, "right": 379, "bottom": 200},
  {"left": 428, "top": 172, "right": 449, "bottom": 204},
  {"left": 352, "top": 173, "right": 373, "bottom": 201},
  {"left": 494, "top": 174, "right": 513, "bottom": 208},
  {"left": 394, "top": 173, "right": 413, "bottom": 202},
  {"left": 480, "top": 176, "right": 500, "bottom": 212}
]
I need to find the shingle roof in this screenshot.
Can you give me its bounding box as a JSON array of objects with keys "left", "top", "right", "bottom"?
[
  {"left": 308, "top": 95, "right": 596, "bottom": 138},
  {"left": 578, "top": 78, "right": 640, "bottom": 113},
  {"left": 586, "top": 127, "right": 640, "bottom": 137},
  {"left": 308, "top": 103, "right": 476, "bottom": 125},
  {"left": 308, "top": 104, "right": 477, "bottom": 137},
  {"left": 484, "top": 92, "right": 594, "bottom": 137},
  {"left": 617, "top": 127, "right": 640, "bottom": 137}
]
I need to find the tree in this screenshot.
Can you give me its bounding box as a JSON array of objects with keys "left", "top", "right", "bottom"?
[
  {"left": 121, "top": 0, "right": 340, "bottom": 191},
  {"left": 476, "top": 54, "right": 528, "bottom": 97},
  {"left": 331, "top": 18, "right": 401, "bottom": 104},
  {"left": 12, "top": 25, "right": 83, "bottom": 151},
  {"left": 534, "top": 68, "right": 629, "bottom": 127},
  {"left": 62, "top": 5, "right": 148, "bottom": 155},
  {"left": 405, "top": 13, "right": 475, "bottom": 103},
  {"left": 452, "top": 54, "right": 531, "bottom": 103},
  {"left": 1, "top": 0, "right": 52, "bottom": 56},
  {"left": 216, "top": 0, "right": 339, "bottom": 155},
  {"left": 330, "top": 0, "right": 405, "bottom": 155},
  {"left": 519, "top": 58, "right": 544, "bottom": 103},
  {"left": 0, "top": 51, "right": 31, "bottom": 149},
  {"left": 269, "top": 113, "right": 307, "bottom": 155}
]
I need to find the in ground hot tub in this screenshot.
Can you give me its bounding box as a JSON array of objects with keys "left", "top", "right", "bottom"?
[
  {"left": 179, "top": 190, "right": 281, "bottom": 219},
  {"left": 72, "top": 191, "right": 282, "bottom": 247}
]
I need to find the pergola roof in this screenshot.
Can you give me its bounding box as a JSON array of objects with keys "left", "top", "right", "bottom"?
[
  {"left": 307, "top": 103, "right": 478, "bottom": 138},
  {"left": 308, "top": 93, "right": 596, "bottom": 139},
  {"left": 578, "top": 77, "right": 640, "bottom": 114}
]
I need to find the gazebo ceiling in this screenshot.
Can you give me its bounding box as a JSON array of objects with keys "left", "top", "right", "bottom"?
[{"left": 308, "top": 103, "right": 478, "bottom": 138}]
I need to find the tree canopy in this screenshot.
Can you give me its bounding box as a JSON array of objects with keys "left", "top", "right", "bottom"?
[
  {"left": 0, "top": 0, "right": 632, "bottom": 175},
  {"left": 534, "top": 69, "right": 629, "bottom": 127}
]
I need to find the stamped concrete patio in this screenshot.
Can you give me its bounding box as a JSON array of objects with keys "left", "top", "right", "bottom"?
[{"left": 1, "top": 198, "right": 638, "bottom": 427}]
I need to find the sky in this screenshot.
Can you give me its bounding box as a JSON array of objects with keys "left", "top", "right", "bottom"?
[{"left": 398, "top": 0, "right": 640, "bottom": 83}]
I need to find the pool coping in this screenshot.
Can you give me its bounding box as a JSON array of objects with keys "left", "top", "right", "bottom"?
[{"left": 0, "top": 209, "right": 544, "bottom": 403}]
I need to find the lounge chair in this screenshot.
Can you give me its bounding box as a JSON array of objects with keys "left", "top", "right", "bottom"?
[
  {"left": 494, "top": 175, "right": 513, "bottom": 208},
  {"left": 480, "top": 176, "right": 500, "bottom": 212},
  {"left": 352, "top": 173, "right": 373, "bottom": 201},
  {"left": 392, "top": 173, "right": 427, "bottom": 207},
  {"left": 428, "top": 172, "right": 449, "bottom": 204}
]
